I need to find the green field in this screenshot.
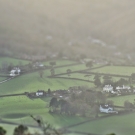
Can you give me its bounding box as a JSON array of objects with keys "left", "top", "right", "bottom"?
[
  {"left": 109, "top": 95, "right": 135, "bottom": 106},
  {"left": 0, "top": 70, "right": 94, "bottom": 95},
  {"left": 0, "top": 77, "right": 7, "bottom": 82},
  {"left": 58, "top": 73, "right": 94, "bottom": 81},
  {"left": 54, "top": 64, "right": 88, "bottom": 74},
  {"left": 70, "top": 113, "right": 135, "bottom": 135},
  {"left": 1, "top": 58, "right": 135, "bottom": 135},
  {"left": 0, "top": 57, "right": 30, "bottom": 66},
  {"left": 91, "top": 66, "right": 135, "bottom": 76}
]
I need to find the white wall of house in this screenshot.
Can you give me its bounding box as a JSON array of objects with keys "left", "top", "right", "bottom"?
[{"left": 103, "top": 85, "right": 113, "bottom": 92}]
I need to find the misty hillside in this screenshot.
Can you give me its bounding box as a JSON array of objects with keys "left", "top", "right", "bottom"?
[{"left": 0, "top": 0, "right": 135, "bottom": 58}]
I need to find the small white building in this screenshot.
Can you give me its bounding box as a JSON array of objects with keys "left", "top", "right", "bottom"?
[
  {"left": 99, "top": 105, "right": 118, "bottom": 114},
  {"left": 33, "top": 62, "right": 44, "bottom": 68},
  {"left": 103, "top": 85, "right": 113, "bottom": 92},
  {"left": 36, "top": 90, "right": 45, "bottom": 97},
  {"left": 10, "top": 67, "right": 21, "bottom": 76}
]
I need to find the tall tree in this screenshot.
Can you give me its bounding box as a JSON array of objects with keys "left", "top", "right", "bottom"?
[
  {"left": 39, "top": 70, "right": 44, "bottom": 78},
  {"left": 49, "top": 97, "right": 58, "bottom": 112},
  {"left": 0, "top": 127, "right": 6, "bottom": 135},
  {"left": 13, "top": 125, "right": 28, "bottom": 135},
  {"left": 85, "top": 61, "right": 93, "bottom": 68},
  {"left": 67, "top": 69, "right": 72, "bottom": 77},
  {"left": 94, "top": 76, "right": 101, "bottom": 87},
  {"left": 50, "top": 68, "right": 55, "bottom": 76},
  {"left": 49, "top": 62, "right": 56, "bottom": 67}
]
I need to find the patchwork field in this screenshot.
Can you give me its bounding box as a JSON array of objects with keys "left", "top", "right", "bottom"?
[{"left": 0, "top": 58, "right": 135, "bottom": 135}]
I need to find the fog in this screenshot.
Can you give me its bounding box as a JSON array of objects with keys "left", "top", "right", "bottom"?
[{"left": 0, "top": 0, "right": 135, "bottom": 58}]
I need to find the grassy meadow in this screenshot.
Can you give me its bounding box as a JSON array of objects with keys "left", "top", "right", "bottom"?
[
  {"left": 91, "top": 66, "right": 135, "bottom": 76},
  {"left": 109, "top": 95, "right": 135, "bottom": 106},
  {"left": 0, "top": 57, "right": 30, "bottom": 66},
  {"left": 70, "top": 113, "right": 135, "bottom": 135}
]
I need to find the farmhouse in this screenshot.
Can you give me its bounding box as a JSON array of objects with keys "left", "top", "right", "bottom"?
[
  {"left": 103, "top": 85, "right": 113, "bottom": 92},
  {"left": 99, "top": 104, "right": 118, "bottom": 114},
  {"left": 10, "top": 67, "right": 21, "bottom": 76},
  {"left": 28, "top": 90, "right": 46, "bottom": 98},
  {"left": 116, "top": 85, "right": 130, "bottom": 90},
  {"left": 33, "top": 62, "right": 44, "bottom": 68},
  {"left": 116, "top": 85, "right": 131, "bottom": 93},
  {"left": 36, "top": 90, "right": 45, "bottom": 96}
]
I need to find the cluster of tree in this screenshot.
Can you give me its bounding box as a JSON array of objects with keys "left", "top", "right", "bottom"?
[
  {"left": 85, "top": 61, "right": 93, "bottom": 68},
  {"left": 49, "top": 90, "right": 111, "bottom": 118},
  {"left": 124, "top": 100, "right": 134, "bottom": 110}
]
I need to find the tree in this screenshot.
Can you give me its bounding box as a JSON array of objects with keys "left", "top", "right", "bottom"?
[
  {"left": 39, "top": 70, "right": 44, "bottom": 78},
  {"left": 96, "top": 91, "right": 106, "bottom": 104},
  {"left": 116, "top": 78, "right": 128, "bottom": 86},
  {"left": 106, "top": 100, "right": 114, "bottom": 106},
  {"left": 91, "top": 104, "right": 99, "bottom": 118},
  {"left": 67, "top": 69, "right": 72, "bottom": 77},
  {"left": 130, "top": 73, "right": 135, "bottom": 84},
  {"left": 50, "top": 68, "right": 55, "bottom": 76},
  {"left": 103, "top": 75, "right": 113, "bottom": 86},
  {"left": 84, "top": 74, "right": 92, "bottom": 81},
  {"left": 13, "top": 125, "right": 28, "bottom": 135},
  {"left": 48, "top": 88, "right": 51, "bottom": 94},
  {"left": 85, "top": 61, "right": 93, "bottom": 68},
  {"left": 0, "top": 127, "right": 6, "bottom": 135},
  {"left": 49, "top": 62, "right": 56, "bottom": 67},
  {"left": 124, "top": 100, "right": 134, "bottom": 110},
  {"left": 94, "top": 77, "right": 101, "bottom": 87},
  {"left": 49, "top": 97, "right": 58, "bottom": 112},
  {"left": 7, "top": 63, "right": 13, "bottom": 71}
]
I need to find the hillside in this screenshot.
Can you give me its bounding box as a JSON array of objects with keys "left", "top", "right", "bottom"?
[{"left": 0, "top": 0, "right": 135, "bottom": 58}]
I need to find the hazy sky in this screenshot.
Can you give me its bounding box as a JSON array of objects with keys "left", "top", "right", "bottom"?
[{"left": 0, "top": 0, "right": 135, "bottom": 51}]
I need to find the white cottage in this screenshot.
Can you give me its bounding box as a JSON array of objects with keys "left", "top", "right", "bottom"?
[
  {"left": 103, "top": 85, "right": 113, "bottom": 92},
  {"left": 99, "top": 105, "right": 118, "bottom": 114},
  {"left": 10, "top": 67, "right": 21, "bottom": 76}
]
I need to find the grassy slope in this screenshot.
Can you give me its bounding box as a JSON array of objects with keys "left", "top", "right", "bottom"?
[
  {"left": 0, "top": 60, "right": 93, "bottom": 132},
  {"left": 0, "top": 70, "right": 94, "bottom": 95},
  {"left": 70, "top": 113, "right": 135, "bottom": 135}
]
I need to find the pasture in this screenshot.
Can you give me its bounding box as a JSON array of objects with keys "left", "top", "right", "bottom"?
[
  {"left": 70, "top": 113, "right": 135, "bottom": 135},
  {"left": 0, "top": 57, "right": 30, "bottom": 66},
  {"left": 91, "top": 66, "right": 135, "bottom": 76},
  {"left": 109, "top": 95, "right": 135, "bottom": 106}
]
